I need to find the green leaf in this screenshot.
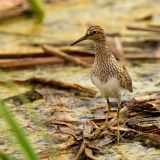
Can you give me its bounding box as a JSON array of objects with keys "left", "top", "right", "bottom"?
[
  {"left": 0, "top": 101, "right": 39, "bottom": 160},
  {"left": 26, "top": 0, "right": 45, "bottom": 22},
  {"left": 0, "top": 152, "right": 10, "bottom": 160}
]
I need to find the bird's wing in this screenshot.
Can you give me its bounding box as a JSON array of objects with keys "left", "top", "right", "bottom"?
[{"left": 118, "top": 66, "right": 133, "bottom": 92}]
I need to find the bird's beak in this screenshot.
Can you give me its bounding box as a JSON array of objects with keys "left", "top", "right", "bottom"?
[{"left": 71, "top": 35, "right": 87, "bottom": 46}]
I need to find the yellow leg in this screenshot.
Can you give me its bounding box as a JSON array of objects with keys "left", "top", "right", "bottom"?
[
  {"left": 103, "top": 98, "right": 111, "bottom": 128},
  {"left": 117, "top": 97, "right": 121, "bottom": 144}
]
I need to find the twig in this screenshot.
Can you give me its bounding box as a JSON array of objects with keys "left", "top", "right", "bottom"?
[
  {"left": 75, "top": 141, "right": 85, "bottom": 160},
  {"left": 127, "top": 25, "right": 160, "bottom": 33},
  {"left": 14, "top": 77, "right": 96, "bottom": 95},
  {"left": 0, "top": 0, "right": 30, "bottom": 21},
  {"left": 147, "top": 24, "right": 160, "bottom": 28},
  {"left": 42, "top": 45, "right": 88, "bottom": 66},
  {"left": 125, "top": 53, "right": 160, "bottom": 59},
  {"left": 114, "top": 37, "right": 127, "bottom": 61},
  {"left": 60, "top": 46, "right": 95, "bottom": 56},
  {"left": 0, "top": 52, "right": 45, "bottom": 59},
  {"left": 0, "top": 57, "right": 64, "bottom": 68}
]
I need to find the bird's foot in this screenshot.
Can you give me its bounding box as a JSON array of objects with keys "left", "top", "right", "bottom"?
[
  {"left": 102, "top": 119, "right": 113, "bottom": 131},
  {"left": 116, "top": 128, "right": 124, "bottom": 144},
  {"left": 91, "top": 120, "right": 112, "bottom": 140}
]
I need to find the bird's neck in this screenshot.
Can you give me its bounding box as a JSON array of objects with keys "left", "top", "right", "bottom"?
[{"left": 94, "top": 40, "right": 113, "bottom": 64}]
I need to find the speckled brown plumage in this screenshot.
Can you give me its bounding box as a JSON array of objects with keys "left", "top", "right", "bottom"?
[
  {"left": 71, "top": 25, "right": 133, "bottom": 98},
  {"left": 71, "top": 25, "right": 133, "bottom": 143},
  {"left": 91, "top": 38, "right": 133, "bottom": 94}
]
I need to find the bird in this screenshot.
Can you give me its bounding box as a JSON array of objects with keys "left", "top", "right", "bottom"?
[{"left": 71, "top": 25, "right": 133, "bottom": 143}]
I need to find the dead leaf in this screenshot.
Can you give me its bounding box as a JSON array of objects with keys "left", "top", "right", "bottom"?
[
  {"left": 83, "top": 122, "right": 94, "bottom": 138},
  {"left": 85, "top": 147, "right": 100, "bottom": 160},
  {"left": 146, "top": 133, "right": 160, "bottom": 144},
  {"left": 53, "top": 135, "right": 75, "bottom": 150},
  {"left": 134, "top": 92, "right": 160, "bottom": 102}
]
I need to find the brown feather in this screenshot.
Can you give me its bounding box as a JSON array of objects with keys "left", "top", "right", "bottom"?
[{"left": 118, "top": 66, "right": 133, "bottom": 92}]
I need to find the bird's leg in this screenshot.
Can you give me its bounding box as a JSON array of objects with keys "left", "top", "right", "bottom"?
[
  {"left": 103, "top": 98, "right": 111, "bottom": 128},
  {"left": 92, "top": 98, "right": 111, "bottom": 139},
  {"left": 117, "top": 97, "right": 121, "bottom": 144}
]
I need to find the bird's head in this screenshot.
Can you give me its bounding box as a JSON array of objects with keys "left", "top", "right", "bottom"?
[{"left": 71, "top": 25, "right": 105, "bottom": 46}]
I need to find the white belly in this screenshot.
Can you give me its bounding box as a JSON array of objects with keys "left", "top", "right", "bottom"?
[{"left": 91, "top": 76, "right": 124, "bottom": 98}]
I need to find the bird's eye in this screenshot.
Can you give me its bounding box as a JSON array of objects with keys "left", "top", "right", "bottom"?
[{"left": 92, "top": 31, "right": 96, "bottom": 34}]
